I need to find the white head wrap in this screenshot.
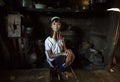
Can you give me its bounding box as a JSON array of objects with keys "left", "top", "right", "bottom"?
[{"left": 51, "top": 16, "right": 60, "bottom": 22}]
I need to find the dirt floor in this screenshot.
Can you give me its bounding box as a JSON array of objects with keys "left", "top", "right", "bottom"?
[
  {"left": 51, "top": 64, "right": 120, "bottom": 82},
  {"left": 0, "top": 64, "right": 120, "bottom": 82}
]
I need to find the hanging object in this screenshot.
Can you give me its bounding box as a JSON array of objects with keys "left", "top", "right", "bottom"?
[
  {"left": 81, "top": 0, "right": 90, "bottom": 10},
  {"left": 7, "top": 14, "right": 22, "bottom": 38},
  {"left": 21, "top": 0, "right": 33, "bottom": 8}
]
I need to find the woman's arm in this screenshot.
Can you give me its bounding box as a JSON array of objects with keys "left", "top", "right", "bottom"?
[{"left": 47, "top": 50, "right": 58, "bottom": 58}]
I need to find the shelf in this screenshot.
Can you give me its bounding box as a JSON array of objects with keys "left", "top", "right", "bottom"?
[
  {"left": 20, "top": 7, "right": 89, "bottom": 13},
  {"left": 18, "top": 7, "right": 108, "bottom": 17}
]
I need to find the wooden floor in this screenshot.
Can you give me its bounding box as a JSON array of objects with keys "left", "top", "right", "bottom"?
[{"left": 0, "top": 65, "right": 120, "bottom": 82}]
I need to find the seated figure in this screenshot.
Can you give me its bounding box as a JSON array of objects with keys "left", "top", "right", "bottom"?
[{"left": 44, "top": 16, "right": 75, "bottom": 80}]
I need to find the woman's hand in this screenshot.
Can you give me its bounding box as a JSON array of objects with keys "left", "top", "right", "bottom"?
[
  {"left": 65, "top": 49, "right": 72, "bottom": 55},
  {"left": 61, "top": 49, "right": 72, "bottom": 56},
  {"left": 61, "top": 52, "right": 68, "bottom": 56}
]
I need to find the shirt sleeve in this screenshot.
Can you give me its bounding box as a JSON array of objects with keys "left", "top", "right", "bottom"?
[{"left": 45, "top": 38, "right": 52, "bottom": 51}]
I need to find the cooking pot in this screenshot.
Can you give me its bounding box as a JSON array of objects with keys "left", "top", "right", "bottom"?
[
  {"left": 27, "top": 52, "right": 37, "bottom": 64},
  {"left": 34, "top": 3, "right": 46, "bottom": 9}
]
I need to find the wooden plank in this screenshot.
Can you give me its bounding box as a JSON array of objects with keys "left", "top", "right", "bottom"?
[
  {"left": 0, "top": 34, "right": 11, "bottom": 63},
  {"left": 23, "top": 38, "right": 28, "bottom": 65},
  {"left": 12, "top": 39, "right": 18, "bottom": 65},
  {"left": 18, "top": 38, "right": 23, "bottom": 65}
]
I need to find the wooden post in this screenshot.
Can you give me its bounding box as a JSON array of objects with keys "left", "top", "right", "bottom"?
[{"left": 105, "top": 12, "right": 120, "bottom": 70}]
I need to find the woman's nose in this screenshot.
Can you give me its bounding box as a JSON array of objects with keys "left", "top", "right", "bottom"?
[{"left": 56, "top": 24, "right": 59, "bottom": 28}]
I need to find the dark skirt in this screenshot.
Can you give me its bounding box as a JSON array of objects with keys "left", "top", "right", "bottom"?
[{"left": 51, "top": 55, "right": 66, "bottom": 71}]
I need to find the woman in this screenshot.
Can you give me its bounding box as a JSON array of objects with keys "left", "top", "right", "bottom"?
[{"left": 44, "top": 16, "right": 75, "bottom": 79}]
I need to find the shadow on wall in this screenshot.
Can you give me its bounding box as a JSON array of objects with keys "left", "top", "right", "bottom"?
[{"left": 61, "top": 21, "right": 85, "bottom": 49}]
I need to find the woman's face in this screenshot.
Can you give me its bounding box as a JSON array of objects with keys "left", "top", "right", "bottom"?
[{"left": 51, "top": 20, "right": 61, "bottom": 32}]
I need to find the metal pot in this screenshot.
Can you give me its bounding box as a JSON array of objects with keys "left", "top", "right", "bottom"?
[
  {"left": 34, "top": 3, "right": 46, "bottom": 9},
  {"left": 26, "top": 27, "right": 33, "bottom": 34},
  {"left": 27, "top": 52, "right": 37, "bottom": 64}
]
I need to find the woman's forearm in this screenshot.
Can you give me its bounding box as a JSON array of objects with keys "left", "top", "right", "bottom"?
[{"left": 47, "top": 50, "right": 57, "bottom": 58}]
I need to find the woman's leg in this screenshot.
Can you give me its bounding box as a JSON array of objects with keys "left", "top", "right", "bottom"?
[{"left": 51, "top": 55, "right": 67, "bottom": 72}]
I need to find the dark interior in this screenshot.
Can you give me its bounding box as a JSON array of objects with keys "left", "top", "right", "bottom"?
[{"left": 0, "top": 0, "right": 120, "bottom": 82}]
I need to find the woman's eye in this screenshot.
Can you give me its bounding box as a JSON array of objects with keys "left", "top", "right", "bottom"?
[{"left": 53, "top": 23, "right": 56, "bottom": 25}]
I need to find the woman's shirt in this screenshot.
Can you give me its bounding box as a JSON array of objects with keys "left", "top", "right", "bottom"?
[{"left": 45, "top": 36, "right": 64, "bottom": 62}]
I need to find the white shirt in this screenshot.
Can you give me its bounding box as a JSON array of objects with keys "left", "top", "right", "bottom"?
[{"left": 45, "top": 36, "right": 64, "bottom": 67}]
